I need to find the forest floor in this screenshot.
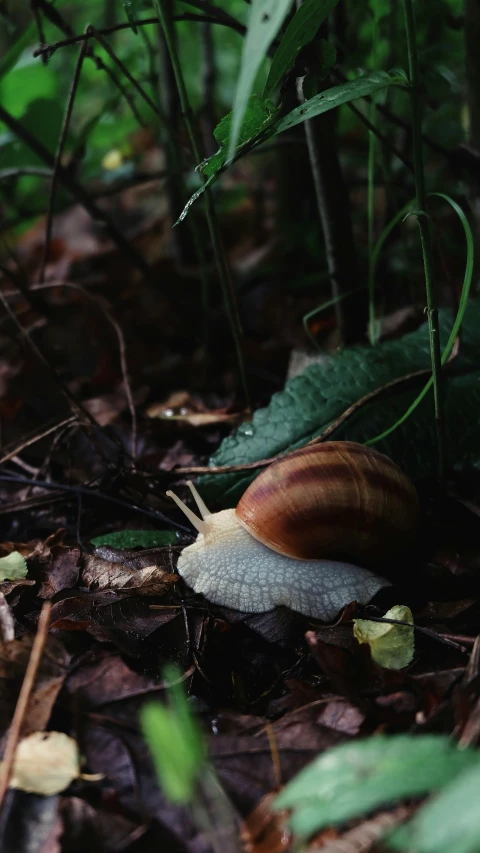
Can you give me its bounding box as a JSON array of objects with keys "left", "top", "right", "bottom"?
[{"left": 1, "top": 146, "right": 480, "bottom": 853}]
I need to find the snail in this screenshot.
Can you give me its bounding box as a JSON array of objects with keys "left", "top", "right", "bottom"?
[{"left": 167, "top": 441, "right": 419, "bottom": 622}]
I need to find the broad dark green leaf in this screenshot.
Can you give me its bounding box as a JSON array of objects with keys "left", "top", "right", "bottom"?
[
  {"left": 199, "top": 300, "right": 480, "bottom": 506},
  {"left": 91, "top": 530, "right": 178, "bottom": 548},
  {"left": 387, "top": 762, "right": 480, "bottom": 853},
  {"left": 228, "top": 0, "right": 293, "bottom": 161},
  {"left": 264, "top": 0, "right": 340, "bottom": 97},
  {"left": 275, "top": 69, "right": 406, "bottom": 133},
  {"left": 273, "top": 735, "right": 478, "bottom": 840}
]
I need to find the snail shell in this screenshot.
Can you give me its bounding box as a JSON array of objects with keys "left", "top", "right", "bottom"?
[{"left": 235, "top": 441, "right": 419, "bottom": 563}]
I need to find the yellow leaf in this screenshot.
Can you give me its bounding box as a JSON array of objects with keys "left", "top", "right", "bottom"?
[
  {"left": 353, "top": 605, "right": 414, "bottom": 669},
  {"left": 3, "top": 732, "right": 82, "bottom": 795}
]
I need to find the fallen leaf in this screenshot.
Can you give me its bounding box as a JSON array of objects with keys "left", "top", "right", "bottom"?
[
  {"left": 0, "top": 635, "right": 70, "bottom": 743},
  {"left": 5, "top": 732, "right": 85, "bottom": 795},
  {"left": 240, "top": 792, "right": 291, "bottom": 853},
  {"left": 0, "top": 551, "right": 27, "bottom": 581},
  {"left": 38, "top": 545, "right": 81, "bottom": 599},
  {"left": 82, "top": 553, "right": 177, "bottom": 596},
  {"left": 354, "top": 605, "right": 415, "bottom": 670}
]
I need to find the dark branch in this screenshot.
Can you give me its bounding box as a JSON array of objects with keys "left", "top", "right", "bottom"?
[{"left": 33, "top": 13, "right": 245, "bottom": 58}]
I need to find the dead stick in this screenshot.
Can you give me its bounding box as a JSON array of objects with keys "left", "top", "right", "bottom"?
[
  {"left": 0, "top": 602, "right": 52, "bottom": 810},
  {"left": 0, "top": 416, "right": 77, "bottom": 468}
]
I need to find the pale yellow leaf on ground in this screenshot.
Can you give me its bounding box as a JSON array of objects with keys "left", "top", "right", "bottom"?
[
  {"left": 3, "top": 731, "right": 82, "bottom": 795},
  {"left": 353, "top": 605, "right": 414, "bottom": 669},
  {"left": 0, "top": 551, "right": 27, "bottom": 581}
]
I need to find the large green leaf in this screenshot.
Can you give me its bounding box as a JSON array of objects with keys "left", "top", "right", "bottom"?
[
  {"left": 264, "top": 0, "right": 340, "bottom": 97},
  {"left": 275, "top": 69, "right": 406, "bottom": 133},
  {"left": 227, "top": 0, "right": 293, "bottom": 161},
  {"left": 179, "top": 70, "right": 405, "bottom": 222},
  {"left": 273, "top": 735, "right": 478, "bottom": 840},
  {"left": 387, "top": 761, "right": 480, "bottom": 853},
  {"left": 199, "top": 300, "right": 480, "bottom": 506}
]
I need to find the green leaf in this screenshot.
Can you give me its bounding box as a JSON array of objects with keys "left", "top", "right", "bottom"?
[
  {"left": 273, "top": 735, "right": 478, "bottom": 840},
  {"left": 140, "top": 665, "right": 206, "bottom": 804},
  {"left": 122, "top": 0, "right": 139, "bottom": 34},
  {"left": 387, "top": 761, "right": 480, "bottom": 853},
  {"left": 177, "top": 96, "right": 277, "bottom": 222},
  {"left": 227, "top": 0, "right": 293, "bottom": 162},
  {"left": 201, "top": 95, "right": 278, "bottom": 178},
  {"left": 0, "top": 551, "right": 27, "bottom": 582},
  {"left": 275, "top": 69, "right": 406, "bottom": 133},
  {"left": 199, "top": 299, "right": 480, "bottom": 507},
  {"left": 91, "top": 530, "right": 178, "bottom": 548},
  {"left": 264, "top": 0, "right": 340, "bottom": 97},
  {"left": 354, "top": 605, "right": 414, "bottom": 669}
]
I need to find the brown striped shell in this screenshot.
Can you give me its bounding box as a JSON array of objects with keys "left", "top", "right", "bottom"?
[{"left": 235, "top": 441, "right": 419, "bottom": 563}]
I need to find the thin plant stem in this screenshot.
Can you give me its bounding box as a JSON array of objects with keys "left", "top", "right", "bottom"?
[
  {"left": 402, "top": 0, "right": 445, "bottom": 480},
  {"left": 87, "top": 25, "right": 168, "bottom": 126},
  {"left": 39, "top": 36, "right": 88, "bottom": 285},
  {"left": 367, "top": 99, "right": 378, "bottom": 345},
  {"left": 154, "top": 0, "right": 251, "bottom": 410}
]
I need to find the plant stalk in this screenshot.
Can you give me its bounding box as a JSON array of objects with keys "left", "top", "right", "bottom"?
[
  {"left": 402, "top": 0, "right": 445, "bottom": 480},
  {"left": 154, "top": 0, "right": 251, "bottom": 411}
]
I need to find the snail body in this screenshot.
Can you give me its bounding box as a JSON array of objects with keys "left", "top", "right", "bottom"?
[{"left": 167, "top": 442, "right": 419, "bottom": 622}]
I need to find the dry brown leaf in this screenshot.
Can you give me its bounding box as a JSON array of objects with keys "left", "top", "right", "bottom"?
[
  {"left": 82, "top": 554, "right": 177, "bottom": 596},
  {"left": 240, "top": 792, "right": 291, "bottom": 853},
  {"left": 0, "top": 635, "right": 70, "bottom": 742}
]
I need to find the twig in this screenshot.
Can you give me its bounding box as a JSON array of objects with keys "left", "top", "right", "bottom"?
[
  {"left": 0, "top": 474, "right": 192, "bottom": 533},
  {"left": 10, "top": 456, "right": 41, "bottom": 476},
  {"left": 86, "top": 26, "right": 168, "bottom": 126},
  {"left": 32, "top": 0, "right": 146, "bottom": 129},
  {"left": 345, "top": 98, "right": 413, "bottom": 172},
  {"left": 0, "top": 105, "right": 149, "bottom": 277},
  {"left": 33, "top": 13, "right": 246, "bottom": 59},
  {"left": 0, "top": 594, "right": 15, "bottom": 643},
  {"left": 31, "top": 0, "right": 47, "bottom": 63},
  {"left": 175, "top": 346, "right": 460, "bottom": 475},
  {"left": 0, "top": 167, "right": 53, "bottom": 181},
  {"left": 0, "top": 601, "right": 52, "bottom": 810},
  {"left": 39, "top": 36, "right": 88, "bottom": 285},
  {"left": 357, "top": 614, "right": 470, "bottom": 654},
  {"left": 0, "top": 417, "right": 77, "bottom": 469}
]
